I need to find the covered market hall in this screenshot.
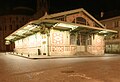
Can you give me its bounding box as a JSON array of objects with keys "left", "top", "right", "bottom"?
[{"left": 5, "top": 8, "right": 117, "bottom": 58}]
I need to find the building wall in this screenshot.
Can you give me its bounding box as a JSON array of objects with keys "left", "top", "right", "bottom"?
[
  {"left": 14, "top": 28, "right": 105, "bottom": 57},
  {"left": 91, "top": 34, "right": 104, "bottom": 55},
  {"left": 0, "top": 15, "right": 31, "bottom": 52},
  {"left": 14, "top": 29, "right": 77, "bottom": 57},
  {"left": 100, "top": 16, "right": 120, "bottom": 38},
  {"left": 14, "top": 32, "right": 48, "bottom": 57},
  {"left": 49, "top": 29, "right": 76, "bottom": 56},
  {"left": 0, "top": 0, "right": 48, "bottom": 52},
  {"left": 105, "top": 43, "right": 120, "bottom": 54},
  {"left": 100, "top": 16, "right": 120, "bottom": 54}
]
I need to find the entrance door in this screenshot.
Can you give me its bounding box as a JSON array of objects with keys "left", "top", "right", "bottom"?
[
  {"left": 77, "top": 33, "right": 87, "bottom": 52},
  {"left": 41, "top": 34, "right": 48, "bottom": 55},
  {"left": 81, "top": 33, "right": 87, "bottom": 52}
]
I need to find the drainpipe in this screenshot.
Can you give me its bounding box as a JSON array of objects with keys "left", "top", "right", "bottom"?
[{"left": 47, "top": 29, "right": 50, "bottom": 56}]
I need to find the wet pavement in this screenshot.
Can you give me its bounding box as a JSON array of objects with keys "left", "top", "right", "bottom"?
[{"left": 0, "top": 53, "right": 120, "bottom": 82}]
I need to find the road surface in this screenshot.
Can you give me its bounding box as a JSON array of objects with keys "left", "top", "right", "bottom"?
[{"left": 0, "top": 53, "right": 120, "bottom": 82}]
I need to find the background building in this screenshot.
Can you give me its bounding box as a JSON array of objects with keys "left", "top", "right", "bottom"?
[
  {"left": 0, "top": 15, "right": 31, "bottom": 52},
  {"left": 0, "top": 0, "right": 48, "bottom": 52},
  {"left": 100, "top": 10, "right": 120, "bottom": 54}
]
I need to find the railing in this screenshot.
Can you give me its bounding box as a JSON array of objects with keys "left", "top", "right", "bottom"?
[
  {"left": 14, "top": 46, "right": 77, "bottom": 56},
  {"left": 14, "top": 46, "right": 41, "bottom": 55},
  {"left": 49, "top": 45, "right": 77, "bottom": 52}
]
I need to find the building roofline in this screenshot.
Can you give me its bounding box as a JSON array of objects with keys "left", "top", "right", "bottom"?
[
  {"left": 43, "top": 8, "right": 105, "bottom": 28},
  {"left": 5, "top": 19, "right": 117, "bottom": 41},
  {"left": 5, "top": 8, "right": 118, "bottom": 42},
  {"left": 100, "top": 16, "right": 120, "bottom": 22}
]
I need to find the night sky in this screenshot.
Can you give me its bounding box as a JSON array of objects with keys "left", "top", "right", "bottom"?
[
  {"left": 0, "top": 0, "right": 36, "bottom": 15},
  {"left": 49, "top": 0, "right": 120, "bottom": 19},
  {"left": 0, "top": 0, "right": 120, "bottom": 18}
]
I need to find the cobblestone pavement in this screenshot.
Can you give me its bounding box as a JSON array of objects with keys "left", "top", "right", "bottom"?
[{"left": 0, "top": 53, "right": 120, "bottom": 82}]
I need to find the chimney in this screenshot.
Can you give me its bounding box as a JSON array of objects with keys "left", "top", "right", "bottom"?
[{"left": 101, "top": 12, "right": 104, "bottom": 17}]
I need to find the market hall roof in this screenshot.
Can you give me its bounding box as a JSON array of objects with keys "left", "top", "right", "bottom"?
[{"left": 5, "top": 8, "right": 117, "bottom": 42}]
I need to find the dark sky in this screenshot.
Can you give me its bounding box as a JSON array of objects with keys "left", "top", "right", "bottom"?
[
  {"left": 0, "top": 0, "right": 120, "bottom": 18},
  {"left": 0, "top": 0, "right": 36, "bottom": 15},
  {"left": 49, "top": 0, "right": 120, "bottom": 18},
  {"left": 0, "top": 0, "right": 36, "bottom": 9}
]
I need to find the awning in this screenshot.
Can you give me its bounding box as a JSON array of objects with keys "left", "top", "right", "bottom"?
[{"left": 5, "top": 19, "right": 117, "bottom": 42}]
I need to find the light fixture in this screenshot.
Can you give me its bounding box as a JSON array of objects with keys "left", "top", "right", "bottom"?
[
  {"left": 23, "top": 25, "right": 32, "bottom": 29},
  {"left": 29, "top": 25, "right": 38, "bottom": 30},
  {"left": 99, "top": 31, "right": 108, "bottom": 33},
  {"left": 104, "top": 35, "right": 107, "bottom": 36},
  {"left": 5, "top": 41, "right": 10, "bottom": 45},
  {"left": 24, "top": 24, "right": 38, "bottom": 31},
  {"left": 53, "top": 23, "right": 78, "bottom": 29},
  {"left": 5, "top": 36, "right": 16, "bottom": 40},
  {"left": 15, "top": 30, "right": 28, "bottom": 35}
]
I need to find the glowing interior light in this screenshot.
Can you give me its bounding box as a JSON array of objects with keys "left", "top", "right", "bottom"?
[
  {"left": 15, "top": 30, "right": 28, "bottom": 35},
  {"left": 23, "top": 25, "right": 32, "bottom": 29},
  {"left": 24, "top": 24, "right": 38, "bottom": 31},
  {"left": 5, "top": 41, "right": 11, "bottom": 45},
  {"left": 6, "top": 36, "right": 16, "bottom": 40},
  {"left": 54, "top": 23, "right": 78, "bottom": 29},
  {"left": 29, "top": 25, "right": 38, "bottom": 30},
  {"left": 99, "top": 31, "right": 107, "bottom": 33},
  {"left": 104, "top": 35, "right": 107, "bottom": 36}
]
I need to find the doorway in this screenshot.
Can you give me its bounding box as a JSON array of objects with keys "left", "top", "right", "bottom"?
[
  {"left": 76, "top": 33, "right": 88, "bottom": 52},
  {"left": 41, "top": 34, "right": 47, "bottom": 55}
]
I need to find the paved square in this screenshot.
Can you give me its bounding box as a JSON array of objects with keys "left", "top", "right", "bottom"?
[{"left": 0, "top": 53, "right": 120, "bottom": 82}]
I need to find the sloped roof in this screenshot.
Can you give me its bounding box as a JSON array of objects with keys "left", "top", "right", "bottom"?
[
  {"left": 42, "top": 8, "right": 105, "bottom": 28},
  {"left": 5, "top": 8, "right": 117, "bottom": 42}
]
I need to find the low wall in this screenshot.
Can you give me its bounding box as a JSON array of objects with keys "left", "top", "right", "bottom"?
[
  {"left": 105, "top": 43, "right": 120, "bottom": 54},
  {"left": 87, "top": 45, "right": 104, "bottom": 55},
  {"left": 49, "top": 45, "right": 77, "bottom": 56}
]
